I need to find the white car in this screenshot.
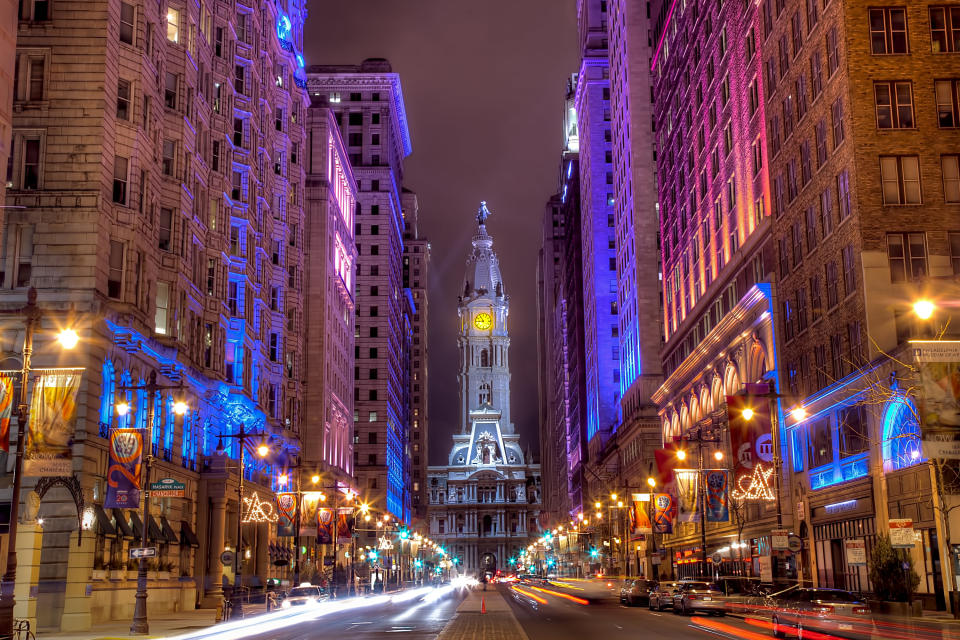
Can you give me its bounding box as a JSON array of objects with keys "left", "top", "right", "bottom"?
[{"left": 281, "top": 585, "right": 328, "bottom": 608}]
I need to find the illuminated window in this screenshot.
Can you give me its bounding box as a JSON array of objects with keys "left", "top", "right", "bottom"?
[
  {"left": 880, "top": 156, "right": 921, "bottom": 204},
  {"left": 883, "top": 397, "right": 922, "bottom": 470},
  {"left": 155, "top": 281, "right": 170, "bottom": 334},
  {"left": 120, "top": 3, "right": 135, "bottom": 45},
  {"left": 166, "top": 7, "right": 180, "bottom": 43}
]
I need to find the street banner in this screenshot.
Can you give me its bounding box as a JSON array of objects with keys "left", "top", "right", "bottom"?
[
  {"left": 727, "top": 394, "right": 775, "bottom": 501},
  {"left": 0, "top": 373, "right": 15, "bottom": 452},
  {"left": 317, "top": 507, "right": 334, "bottom": 544},
  {"left": 104, "top": 428, "right": 144, "bottom": 509},
  {"left": 890, "top": 518, "right": 915, "bottom": 548},
  {"left": 276, "top": 493, "right": 296, "bottom": 537},
  {"left": 25, "top": 373, "right": 81, "bottom": 476},
  {"left": 675, "top": 469, "right": 699, "bottom": 523},
  {"left": 652, "top": 492, "right": 675, "bottom": 534},
  {"left": 845, "top": 539, "right": 867, "bottom": 566},
  {"left": 300, "top": 492, "right": 321, "bottom": 537},
  {"left": 914, "top": 341, "right": 960, "bottom": 431},
  {"left": 705, "top": 470, "right": 730, "bottom": 522},
  {"left": 336, "top": 507, "right": 352, "bottom": 543},
  {"left": 654, "top": 447, "right": 680, "bottom": 488},
  {"left": 630, "top": 496, "right": 652, "bottom": 537}
]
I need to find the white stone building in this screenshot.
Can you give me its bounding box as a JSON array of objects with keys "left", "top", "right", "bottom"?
[{"left": 427, "top": 204, "right": 540, "bottom": 576}]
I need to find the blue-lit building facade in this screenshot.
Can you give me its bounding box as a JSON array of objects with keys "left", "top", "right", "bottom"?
[
  {"left": 306, "top": 61, "right": 414, "bottom": 525},
  {"left": 0, "top": 0, "right": 315, "bottom": 631}
]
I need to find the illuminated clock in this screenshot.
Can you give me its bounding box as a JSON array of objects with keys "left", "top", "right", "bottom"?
[{"left": 473, "top": 312, "right": 493, "bottom": 331}]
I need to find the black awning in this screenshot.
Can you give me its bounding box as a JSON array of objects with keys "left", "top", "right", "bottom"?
[
  {"left": 130, "top": 511, "right": 144, "bottom": 539},
  {"left": 94, "top": 505, "right": 116, "bottom": 537},
  {"left": 180, "top": 520, "right": 200, "bottom": 548},
  {"left": 160, "top": 516, "right": 178, "bottom": 544},
  {"left": 268, "top": 543, "right": 278, "bottom": 559},
  {"left": 146, "top": 514, "right": 165, "bottom": 542},
  {"left": 114, "top": 509, "right": 134, "bottom": 538}
]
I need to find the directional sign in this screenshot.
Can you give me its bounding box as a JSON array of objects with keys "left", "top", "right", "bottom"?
[
  {"left": 129, "top": 547, "right": 157, "bottom": 559},
  {"left": 149, "top": 478, "right": 186, "bottom": 498},
  {"left": 771, "top": 529, "right": 789, "bottom": 550}
]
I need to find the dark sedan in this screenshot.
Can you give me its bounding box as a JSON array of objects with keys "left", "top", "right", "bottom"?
[{"left": 619, "top": 579, "right": 654, "bottom": 606}]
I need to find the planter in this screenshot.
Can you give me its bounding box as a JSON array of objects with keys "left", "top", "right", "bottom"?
[
  {"left": 91, "top": 570, "right": 107, "bottom": 581},
  {"left": 159, "top": 571, "right": 171, "bottom": 580},
  {"left": 109, "top": 570, "right": 126, "bottom": 581},
  {"left": 870, "top": 600, "right": 923, "bottom": 617}
]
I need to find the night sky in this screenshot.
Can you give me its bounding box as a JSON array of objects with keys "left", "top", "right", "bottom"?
[{"left": 304, "top": 0, "right": 579, "bottom": 465}]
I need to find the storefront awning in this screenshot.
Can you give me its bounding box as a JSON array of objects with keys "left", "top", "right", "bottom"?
[
  {"left": 114, "top": 509, "right": 134, "bottom": 539},
  {"left": 130, "top": 511, "right": 144, "bottom": 539},
  {"left": 160, "top": 516, "right": 178, "bottom": 544},
  {"left": 94, "top": 505, "right": 116, "bottom": 537},
  {"left": 180, "top": 520, "right": 200, "bottom": 548},
  {"left": 146, "top": 514, "right": 165, "bottom": 542}
]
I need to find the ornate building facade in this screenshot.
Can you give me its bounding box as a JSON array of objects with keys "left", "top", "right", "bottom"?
[{"left": 427, "top": 205, "right": 540, "bottom": 576}]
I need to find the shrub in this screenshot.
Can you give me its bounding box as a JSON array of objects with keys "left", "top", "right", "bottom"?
[{"left": 868, "top": 533, "right": 920, "bottom": 602}]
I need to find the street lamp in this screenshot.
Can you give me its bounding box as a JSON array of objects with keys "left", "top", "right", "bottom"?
[
  {"left": 0, "top": 288, "right": 78, "bottom": 640},
  {"left": 123, "top": 370, "right": 187, "bottom": 635},
  {"left": 215, "top": 423, "right": 270, "bottom": 619},
  {"left": 914, "top": 299, "right": 936, "bottom": 320}
]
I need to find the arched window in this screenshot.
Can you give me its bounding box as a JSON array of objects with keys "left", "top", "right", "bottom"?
[
  {"left": 119, "top": 369, "right": 133, "bottom": 429},
  {"left": 480, "top": 349, "right": 489, "bottom": 367},
  {"left": 99, "top": 359, "right": 116, "bottom": 427},
  {"left": 883, "top": 396, "right": 923, "bottom": 471}
]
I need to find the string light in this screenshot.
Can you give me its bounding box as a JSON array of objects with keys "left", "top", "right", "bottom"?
[
  {"left": 729, "top": 463, "right": 775, "bottom": 501},
  {"left": 242, "top": 491, "right": 279, "bottom": 523}
]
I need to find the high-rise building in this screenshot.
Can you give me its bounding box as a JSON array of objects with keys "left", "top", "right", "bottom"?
[
  {"left": 428, "top": 205, "right": 541, "bottom": 575},
  {"left": 303, "top": 99, "right": 358, "bottom": 481},
  {"left": 306, "top": 60, "right": 414, "bottom": 523},
  {"left": 402, "top": 190, "right": 430, "bottom": 521},
  {"left": 606, "top": 0, "right": 663, "bottom": 430},
  {"left": 0, "top": 0, "right": 16, "bottom": 226},
  {"left": 1, "top": 0, "right": 309, "bottom": 630},
  {"left": 537, "top": 76, "right": 589, "bottom": 522},
  {"left": 575, "top": 0, "right": 623, "bottom": 450}
]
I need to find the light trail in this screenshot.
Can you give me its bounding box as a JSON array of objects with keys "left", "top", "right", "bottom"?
[
  {"left": 511, "top": 585, "right": 549, "bottom": 604},
  {"left": 526, "top": 585, "right": 589, "bottom": 605}
]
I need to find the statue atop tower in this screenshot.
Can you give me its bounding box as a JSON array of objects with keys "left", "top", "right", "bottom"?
[{"left": 477, "top": 200, "right": 492, "bottom": 226}]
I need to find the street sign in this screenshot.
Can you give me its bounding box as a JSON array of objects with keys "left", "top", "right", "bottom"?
[
  {"left": 922, "top": 440, "right": 960, "bottom": 459},
  {"left": 149, "top": 478, "right": 186, "bottom": 498},
  {"left": 845, "top": 539, "right": 867, "bottom": 566},
  {"left": 771, "top": 529, "right": 789, "bottom": 550},
  {"left": 712, "top": 553, "right": 722, "bottom": 564},
  {"left": 129, "top": 547, "right": 157, "bottom": 559},
  {"left": 220, "top": 550, "right": 235, "bottom": 566},
  {"left": 787, "top": 535, "right": 803, "bottom": 553},
  {"left": 890, "top": 519, "right": 915, "bottom": 548},
  {"left": 759, "top": 555, "right": 773, "bottom": 582}
]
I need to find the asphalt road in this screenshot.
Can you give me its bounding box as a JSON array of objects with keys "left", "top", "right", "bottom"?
[{"left": 504, "top": 580, "right": 792, "bottom": 640}]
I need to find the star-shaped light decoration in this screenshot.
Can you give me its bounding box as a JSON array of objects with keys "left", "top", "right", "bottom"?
[
  {"left": 730, "top": 463, "right": 775, "bottom": 501},
  {"left": 242, "top": 491, "right": 279, "bottom": 523}
]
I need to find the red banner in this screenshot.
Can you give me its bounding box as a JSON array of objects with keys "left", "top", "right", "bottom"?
[
  {"left": 727, "top": 394, "right": 775, "bottom": 500},
  {"left": 317, "top": 507, "right": 334, "bottom": 544},
  {"left": 0, "top": 374, "right": 14, "bottom": 453},
  {"left": 630, "top": 499, "right": 652, "bottom": 538},
  {"left": 336, "top": 507, "right": 352, "bottom": 543}
]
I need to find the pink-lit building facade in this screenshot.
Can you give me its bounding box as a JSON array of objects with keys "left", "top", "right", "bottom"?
[{"left": 303, "top": 102, "right": 358, "bottom": 482}]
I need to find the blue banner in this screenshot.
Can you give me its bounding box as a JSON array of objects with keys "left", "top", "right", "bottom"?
[
  {"left": 705, "top": 470, "right": 730, "bottom": 522},
  {"left": 105, "top": 428, "right": 144, "bottom": 509}
]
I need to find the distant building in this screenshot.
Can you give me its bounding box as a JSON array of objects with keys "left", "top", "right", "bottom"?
[
  {"left": 307, "top": 60, "right": 414, "bottom": 523},
  {"left": 428, "top": 205, "right": 541, "bottom": 576},
  {"left": 402, "top": 190, "right": 430, "bottom": 521},
  {"left": 0, "top": 0, "right": 15, "bottom": 227}
]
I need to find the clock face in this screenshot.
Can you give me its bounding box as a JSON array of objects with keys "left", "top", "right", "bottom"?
[{"left": 473, "top": 312, "right": 493, "bottom": 331}]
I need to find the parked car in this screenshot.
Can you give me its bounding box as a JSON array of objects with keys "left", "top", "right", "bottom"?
[
  {"left": 281, "top": 584, "right": 328, "bottom": 608},
  {"left": 619, "top": 579, "right": 654, "bottom": 606},
  {"left": 671, "top": 581, "right": 726, "bottom": 616},
  {"left": 771, "top": 588, "right": 872, "bottom": 640},
  {"left": 648, "top": 581, "right": 681, "bottom": 611}
]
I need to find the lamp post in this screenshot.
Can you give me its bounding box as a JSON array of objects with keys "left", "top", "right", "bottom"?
[
  {"left": 676, "top": 432, "right": 723, "bottom": 576},
  {"left": 215, "top": 423, "right": 270, "bottom": 619},
  {"left": 0, "top": 288, "right": 78, "bottom": 640},
  {"left": 121, "top": 370, "right": 187, "bottom": 635}
]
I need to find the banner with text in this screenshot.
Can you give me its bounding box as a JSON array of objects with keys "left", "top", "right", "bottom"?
[
  {"left": 914, "top": 342, "right": 960, "bottom": 432},
  {"left": 0, "top": 373, "right": 15, "bottom": 453},
  {"left": 104, "top": 428, "right": 144, "bottom": 509},
  {"left": 25, "top": 373, "right": 81, "bottom": 476},
  {"left": 277, "top": 493, "right": 297, "bottom": 537},
  {"left": 705, "top": 470, "right": 730, "bottom": 522},
  {"left": 652, "top": 492, "right": 676, "bottom": 534},
  {"left": 300, "top": 492, "right": 322, "bottom": 538},
  {"left": 727, "top": 394, "right": 775, "bottom": 501}
]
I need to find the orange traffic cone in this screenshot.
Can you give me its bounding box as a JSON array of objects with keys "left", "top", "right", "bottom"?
[{"left": 481, "top": 597, "right": 486, "bottom": 614}]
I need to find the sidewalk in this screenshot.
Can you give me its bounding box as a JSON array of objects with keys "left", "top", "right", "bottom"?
[
  {"left": 437, "top": 587, "right": 529, "bottom": 640},
  {"left": 39, "top": 604, "right": 268, "bottom": 640}
]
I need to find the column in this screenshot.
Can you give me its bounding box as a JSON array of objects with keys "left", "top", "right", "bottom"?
[
  {"left": 255, "top": 523, "right": 268, "bottom": 587},
  {"left": 13, "top": 523, "right": 42, "bottom": 630},
  {"left": 60, "top": 530, "right": 95, "bottom": 631},
  {"left": 205, "top": 496, "right": 226, "bottom": 604}
]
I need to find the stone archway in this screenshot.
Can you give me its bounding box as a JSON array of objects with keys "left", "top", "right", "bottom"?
[
  {"left": 32, "top": 476, "right": 85, "bottom": 633},
  {"left": 480, "top": 552, "right": 497, "bottom": 576}
]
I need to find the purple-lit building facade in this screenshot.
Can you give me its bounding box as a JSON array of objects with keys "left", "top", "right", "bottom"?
[
  {"left": 575, "top": 1, "right": 623, "bottom": 457},
  {"left": 1, "top": 0, "right": 310, "bottom": 630},
  {"left": 306, "top": 60, "right": 414, "bottom": 524},
  {"left": 303, "top": 101, "right": 358, "bottom": 482}
]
